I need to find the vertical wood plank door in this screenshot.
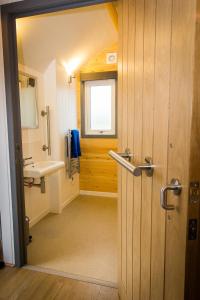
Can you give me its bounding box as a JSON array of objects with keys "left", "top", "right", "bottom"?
[{"left": 117, "top": 0, "right": 196, "bottom": 299}]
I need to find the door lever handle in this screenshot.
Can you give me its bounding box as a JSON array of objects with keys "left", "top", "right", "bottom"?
[
  {"left": 160, "top": 178, "right": 182, "bottom": 210},
  {"left": 109, "top": 150, "right": 155, "bottom": 177}
]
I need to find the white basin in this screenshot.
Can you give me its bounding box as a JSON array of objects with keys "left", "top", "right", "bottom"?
[{"left": 24, "top": 161, "right": 65, "bottom": 179}]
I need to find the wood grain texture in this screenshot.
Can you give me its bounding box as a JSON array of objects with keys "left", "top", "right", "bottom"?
[
  {"left": 76, "top": 44, "right": 118, "bottom": 193},
  {"left": 105, "top": 3, "right": 118, "bottom": 31},
  {"left": 140, "top": 0, "right": 156, "bottom": 299},
  {"left": 80, "top": 43, "right": 118, "bottom": 75},
  {"left": 126, "top": 1, "right": 135, "bottom": 299},
  {"left": 118, "top": 0, "right": 196, "bottom": 299},
  {"left": 79, "top": 138, "right": 118, "bottom": 192},
  {"left": 185, "top": 1, "right": 200, "bottom": 299},
  {"left": 120, "top": 0, "right": 128, "bottom": 293},
  {"left": 164, "top": 0, "right": 196, "bottom": 299},
  {"left": 150, "top": 0, "right": 172, "bottom": 299},
  {"left": 0, "top": 267, "right": 119, "bottom": 300},
  {"left": 132, "top": 0, "right": 144, "bottom": 298},
  {"left": 117, "top": 0, "right": 123, "bottom": 297}
]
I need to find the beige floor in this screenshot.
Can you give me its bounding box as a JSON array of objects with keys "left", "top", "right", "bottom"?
[{"left": 27, "top": 195, "right": 117, "bottom": 284}]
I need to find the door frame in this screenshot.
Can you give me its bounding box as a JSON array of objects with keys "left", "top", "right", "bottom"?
[{"left": 1, "top": 0, "right": 115, "bottom": 267}]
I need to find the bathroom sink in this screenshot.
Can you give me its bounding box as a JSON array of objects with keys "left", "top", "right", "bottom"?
[{"left": 24, "top": 161, "right": 65, "bottom": 178}]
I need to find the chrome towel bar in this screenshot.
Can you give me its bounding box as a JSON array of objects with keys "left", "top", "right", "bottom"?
[{"left": 108, "top": 150, "right": 155, "bottom": 177}]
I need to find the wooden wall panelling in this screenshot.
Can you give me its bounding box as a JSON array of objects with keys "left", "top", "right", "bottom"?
[
  {"left": 117, "top": 0, "right": 123, "bottom": 296},
  {"left": 140, "top": 0, "right": 156, "bottom": 299},
  {"left": 185, "top": 2, "right": 200, "bottom": 298},
  {"left": 79, "top": 139, "right": 118, "bottom": 192},
  {"left": 80, "top": 44, "right": 118, "bottom": 74},
  {"left": 165, "top": 0, "right": 196, "bottom": 299},
  {"left": 132, "top": 0, "right": 144, "bottom": 299},
  {"left": 121, "top": 0, "right": 128, "bottom": 293},
  {"left": 118, "top": 0, "right": 196, "bottom": 299},
  {"left": 77, "top": 44, "right": 118, "bottom": 193},
  {"left": 126, "top": 0, "right": 135, "bottom": 299},
  {"left": 76, "top": 73, "right": 81, "bottom": 132},
  {"left": 105, "top": 3, "right": 118, "bottom": 31},
  {"left": 150, "top": 0, "right": 172, "bottom": 299}
]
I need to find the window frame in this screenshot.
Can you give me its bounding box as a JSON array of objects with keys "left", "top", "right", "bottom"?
[{"left": 81, "top": 71, "right": 118, "bottom": 138}]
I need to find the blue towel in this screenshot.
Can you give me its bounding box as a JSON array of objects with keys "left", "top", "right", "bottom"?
[{"left": 71, "top": 129, "right": 81, "bottom": 158}]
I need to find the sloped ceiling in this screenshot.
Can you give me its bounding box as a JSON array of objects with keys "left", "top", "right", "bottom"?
[{"left": 16, "top": 4, "right": 118, "bottom": 73}]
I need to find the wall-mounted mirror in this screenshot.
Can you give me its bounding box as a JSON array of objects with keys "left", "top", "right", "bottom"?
[{"left": 19, "top": 72, "right": 39, "bottom": 129}]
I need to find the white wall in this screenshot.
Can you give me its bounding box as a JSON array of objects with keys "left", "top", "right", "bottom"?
[
  {"left": 56, "top": 64, "right": 79, "bottom": 209},
  {"left": 19, "top": 65, "right": 50, "bottom": 228},
  {"left": 44, "top": 60, "right": 79, "bottom": 213},
  {"left": 56, "top": 63, "right": 77, "bottom": 160},
  {"left": 20, "top": 61, "right": 79, "bottom": 223},
  {"left": 16, "top": 4, "right": 118, "bottom": 73}
]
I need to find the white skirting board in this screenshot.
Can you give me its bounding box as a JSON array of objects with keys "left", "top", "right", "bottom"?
[
  {"left": 29, "top": 192, "right": 79, "bottom": 228},
  {"left": 29, "top": 209, "right": 50, "bottom": 228},
  {"left": 80, "top": 190, "right": 118, "bottom": 198},
  {"left": 61, "top": 191, "right": 80, "bottom": 210},
  {"left": 29, "top": 191, "right": 117, "bottom": 228}
]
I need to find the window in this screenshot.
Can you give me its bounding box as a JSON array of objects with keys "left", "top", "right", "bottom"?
[{"left": 81, "top": 72, "right": 117, "bottom": 137}]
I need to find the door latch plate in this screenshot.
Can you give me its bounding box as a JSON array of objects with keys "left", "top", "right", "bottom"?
[
  {"left": 190, "top": 182, "right": 200, "bottom": 204},
  {"left": 188, "top": 219, "right": 198, "bottom": 240}
]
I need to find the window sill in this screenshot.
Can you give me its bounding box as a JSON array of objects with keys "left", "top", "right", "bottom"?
[{"left": 81, "top": 134, "right": 118, "bottom": 139}]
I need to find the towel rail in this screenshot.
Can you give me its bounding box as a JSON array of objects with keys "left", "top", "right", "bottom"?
[
  {"left": 66, "top": 130, "right": 80, "bottom": 178},
  {"left": 108, "top": 150, "right": 155, "bottom": 177}
]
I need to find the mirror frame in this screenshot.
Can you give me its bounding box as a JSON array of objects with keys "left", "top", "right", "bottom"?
[{"left": 19, "top": 71, "right": 39, "bottom": 129}]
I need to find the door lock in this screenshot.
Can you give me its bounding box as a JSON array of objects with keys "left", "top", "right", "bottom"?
[{"left": 189, "top": 182, "right": 200, "bottom": 204}]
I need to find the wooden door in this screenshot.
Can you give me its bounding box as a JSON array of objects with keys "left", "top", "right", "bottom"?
[{"left": 117, "top": 0, "right": 196, "bottom": 299}]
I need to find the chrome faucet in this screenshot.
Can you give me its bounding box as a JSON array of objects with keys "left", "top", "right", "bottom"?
[{"left": 23, "top": 157, "right": 34, "bottom": 167}]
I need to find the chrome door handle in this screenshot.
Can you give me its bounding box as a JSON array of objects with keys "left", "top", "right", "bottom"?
[{"left": 160, "top": 178, "right": 182, "bottom": 210}]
